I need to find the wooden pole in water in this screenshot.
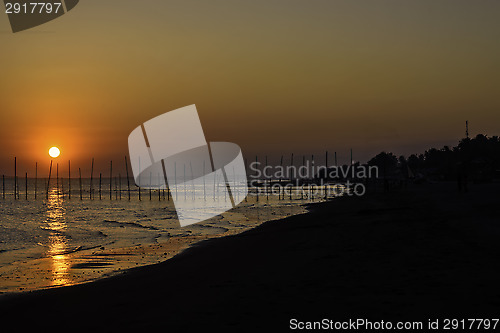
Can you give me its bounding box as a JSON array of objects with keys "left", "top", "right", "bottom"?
[
  {"left": 301, "top": 155, "right": 305, "bottom": 200},
  {"left": 14, "top": 157, "right": 17, "bottom": 200},
  {"left": 265, "top": 156, "right": 269, "bottom": 201},
  {"left": 311, "top": 154, "right": 315, "bottom": 179},
  {"left": 46, "top": 160, "right": 53, "bottom": 199},
  {"left": 183, "top": 164, "right": 186, "bottom": 201},
  {"left": 68, "top": 160, "right": 71, "bottom": 200},
  {"left": 290, "top": 153, "right": 293, "bottom": 200},
  {"left": 324, "top": 179, "right": 327, "bottom": 200},
  {"left": 138, "top": 172, "right": 142, "bottom": 201},
  {"left": 25, "top": 172, "right": 28, "bottom": 200},
  {"left": 79, "top": 168, "right": 82, "bottom": 200},
  {"left": 233, "top": 165, "right": 238, "bottom": 203},
  {"left": 109, "top": 160, "right": 113, "bottom": 200},
  {"left": 255, "top": 156, "right": 259, "bottom": 202},
  {"left": 309, "top": 155, "right": 315, "bottom": 200},
  {"left": 125, "top": 156, "right": 131, "bottom": 200},
  {"left": 90, "top": 158, "right": 94, "bottom": 200},
  {"left": 35, "top": 162, "right": 38, "bottom": 200},
  {"left": 324, "top": 151, "right": 328, "bottom": 199},
  {"left": 2, "top": 175, "right": 4, "bottom": 199},
  {"left": 279, "top": 155, "right": 283, "bottom": 200},
  {"left": 99, "top": 173, "right": 102, "bottom": 200},
  {"left": 190, "top": 162, "right": 194, "bottom": 201},
  {"left": 118, "top": 173, "right": 122, "bottom": 200},
  {"left": 61, "top": 172, "right": 64, "bottom": 199},
  {"left": 203, "top": 160, "right": 206, "bottom": 201},
  {"left": 167, "top": 177, "right": 170, "bottom": 201},
  {"left": 138, "top": 157, "right": 141, "bottom": 201},
  {"left": 244, "top": 158, "right": 248, "bottom": 202},
  {"left": 56, "top": 163, "right": 59, "bottom": 198},
  {"left": 115, "top": 176, "right": 118, "bottom": 200},
  {"left": 212, "top": 164, "right": 216, "bottom": 201},
  {"left": 149, "top": 172, "right": 152, "bottom": 200}
]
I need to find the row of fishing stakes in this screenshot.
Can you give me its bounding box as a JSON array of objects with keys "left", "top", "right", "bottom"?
[
  {"left": 247, "top": 150, "right": 351, "bottom": 201},
  {"left": 1, "top": 151, "right": 352, "bottom": 201},
  {"left": 2, "top": 156, "right": 145, "bottom": 201}
]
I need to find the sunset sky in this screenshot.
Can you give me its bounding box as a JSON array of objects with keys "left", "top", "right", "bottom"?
[{"left": 1, "top": 0, "right": 499, "bottom": 176}]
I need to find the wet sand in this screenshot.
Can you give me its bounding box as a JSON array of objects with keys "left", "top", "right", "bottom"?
[{"left": 0, "top": 182, "right": 499, "bottom": 331}]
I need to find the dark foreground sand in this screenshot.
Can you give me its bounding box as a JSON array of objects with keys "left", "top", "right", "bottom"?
[{"left": 0, "top": 182, "right": 499, "bottom": 332}]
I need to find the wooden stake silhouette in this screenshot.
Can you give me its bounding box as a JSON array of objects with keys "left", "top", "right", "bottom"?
[
  {"left": 244, "top": 158, "right": 248, "bottom": 202},
  {"left": 233, "top": 165, "right": 238, "bottom": 203},
  {"left": 190, "top": 162, "right": 194, "bottom": 201},
  {"left": 255, "top": 156, "right": 259, "bottom": 202},
  {"left": 138, "top": 157, "right": 141, "bottom": 201},
  {"left": 46, "top": 160, "right": 53, "bottom": 199},
  {"left": 309, "top": 155, "right": 316, "bottom": 200},
  {"left": 279, "top": 155, "right": 284, "bottom": 200},
  {"left": 301, "top": 155, "right": 305, "bottom": 200},
  {"left": 68, "top": 160, "right": 71, "bottom": 200},
  {"left": 56, "top": 163, "right": 59, "bottom": 198},
  {"left": 79, "top": 168, "right": 83, "bottom": 200},
  {"left": 203, "top": 160, "right": 206, "bottom": 201},
  {"left": 35, "top": 162, "right": 38, "bottom": 200},
  {"left": 212, "top": 166, "right": 216, "bottom": 202},
  {"left": 25, "top": 172, "right": 27, "bottom": 200},
  {"left": 14, "top": 157, "right": 17, "bottom": 200},
  {"left": 124, "top": 156, "right": 131, "bottom": 200},
  {"left": 265, "top": 156, "right": 269, "bottom": 201},
  {"left": 167, "top": 178, "right": 170, "bottom": 201},
  {"left": 61, "top": 172, "right": 64, "bottom": 199},
  {"left": 2, "top": 175, "right": 4, "bottom": 200},
  {"left": 99, "top": 173, "right": 102, "bottom": 200},
  {"left": 324, "top": 151, "right": 328, "bottom": 200},
  {"left": 174, "top": 162, "right": 178, "bottom": 200},
  {"left": 109, "top": 161, "right": 113, "bottom": 200},
  {"left": 90, "top": 158, "right": 94, "bottom": 200},
  {"left": 289, "top": 153, "right": 293, "bottom": 200},
  {"left": 118, "top": 173, "right": 122, "bottom": 200},
  {"left": 138, "top": 175, "right": 141, "bottom": 201},
  {"left": 183, "top": 164, "right": 186, "bottom": 201}
]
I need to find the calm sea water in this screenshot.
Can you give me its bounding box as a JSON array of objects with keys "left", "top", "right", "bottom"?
[{"left": 0, "top": 178, "right": 320, "bottom": 292}]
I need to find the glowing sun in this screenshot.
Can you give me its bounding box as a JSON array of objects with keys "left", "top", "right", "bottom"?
[{"left": 49, "top": 146, "right": 61, "bottom": 158}]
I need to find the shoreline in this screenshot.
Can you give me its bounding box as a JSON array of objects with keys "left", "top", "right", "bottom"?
[{"left": 1, "top": 182, "right": 499, "bottom": 330}]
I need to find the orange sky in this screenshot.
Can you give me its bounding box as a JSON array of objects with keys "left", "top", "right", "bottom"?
[{"left": 1, "top": 0, "right": 499, "bottom": 176}]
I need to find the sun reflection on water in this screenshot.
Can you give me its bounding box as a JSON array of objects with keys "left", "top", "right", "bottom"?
[{"left": 45, "top": 188, "right": 70, "bottom": 286}]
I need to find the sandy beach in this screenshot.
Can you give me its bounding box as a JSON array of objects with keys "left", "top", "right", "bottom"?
[{"left": 0, "top": 181, "right": 499, "bottom": 331}]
